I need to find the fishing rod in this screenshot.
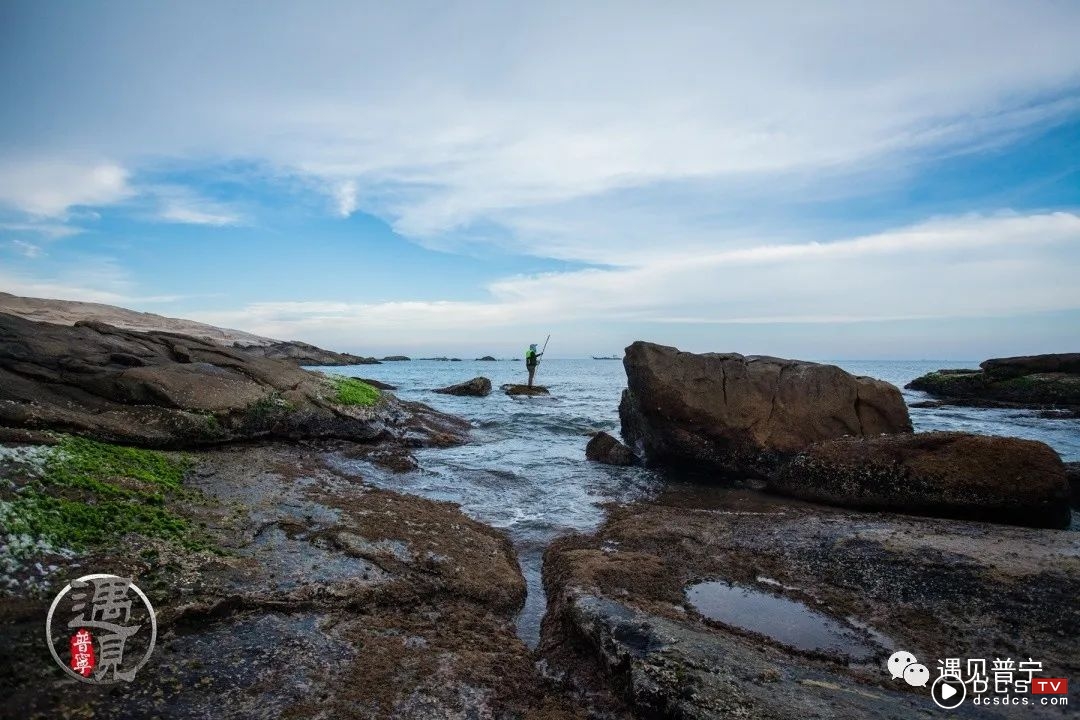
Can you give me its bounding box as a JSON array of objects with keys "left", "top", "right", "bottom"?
[{"left": 535, "top": 334, "right": 551, "bottom": 380}]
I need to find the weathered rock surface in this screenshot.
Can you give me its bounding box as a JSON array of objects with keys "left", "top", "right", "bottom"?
[
  {"left": 0, "top": 313, "right": 467, "bottom": 448},
  {"left": 907, "top": 354, "right": 1080, "bottom": 409},
  {"left": 771, "top": 431, "right": 1072, "bottom": 528},
  {"left": 1, "top": 442, "right": 580, "bottom": 720},
  {"left": 503, "top": 384, "right": 551, "bottom": 397},
  {"left": 434, "top": 376, "right": 493, "bottom": 397},
  {"left": 540, "top": 488, "right": 1079, "bottom": 719},
  {"left": 585, "top": 431, "right": 637, "bottom": 466},
  {"left": 232, "top": 339, "right": 379, "bottom": 366},
  {"left": 619, "top": 341, "right": 912, "bottom": 478},
  {"left": 0, "top": 292, "right": 375, "bottom": 366}
]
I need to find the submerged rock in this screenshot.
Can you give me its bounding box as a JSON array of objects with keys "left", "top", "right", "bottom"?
[
  {"left": 0, "top": 313, "right": 467, "bottom": 448},
  {"left": 585, "top": 431, "right": 637, "bottom": 466},
  {"left": 907, "top": 353, "right": 1080, "bottom": 409},
  {"left": 502, "top": 384, "right": 550, "bottom": 397},
  {"left": 772, "top": 431, "right": 1072, "bottom": 529},
  {"left": 619, "top": 341, "right": 912, "bottom": 478},
  {"left": 540, "top": 489, "right": 1079, "bottom": 719},
  {"left": 434, "top": 376, "right": 492, "bottom": 397}
]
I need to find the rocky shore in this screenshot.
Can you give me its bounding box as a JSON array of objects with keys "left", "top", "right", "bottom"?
[
  {"left": 907, "top": 353, "right": 1080, "bottom": 415},
  {"left": 540, "top": 487, "right": 1079, "bottom": 718},
  {"left": 3, "top": 308, "right": 1077, "bottom": 719},
  {"left": 2, "top": 441, "right": 581, "bottom": 719}
]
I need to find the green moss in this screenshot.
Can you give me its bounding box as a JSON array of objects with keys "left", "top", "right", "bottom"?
[
  {"left": 327, "top": 375, "right": 381, "bottom": 407},
  {"left": 1, "top": 435, "right": 207, "bottom": 552}
]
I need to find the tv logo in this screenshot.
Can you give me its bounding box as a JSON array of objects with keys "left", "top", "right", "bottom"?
[{"left": 1031, "top": 679, "right": 1068, "bottom": 695}]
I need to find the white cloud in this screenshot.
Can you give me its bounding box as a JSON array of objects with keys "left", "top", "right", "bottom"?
[
  {"left": 9, "top": 240, "right": 43, "bottom": 258},
  {"left": 152, "top": 186, "right": 243, "bottom": 226},
  {"left": 332, "top": 180, "right": 358, "bottom": 217},
  {"left": 190, "top": 211, "right": 1080, "bottom": 350},
  {"left": 3, "top": 2, "right": 1079, "bottom": 261},
  {"left": 0, "top": 161, "right": 131, "bottom": 217}
]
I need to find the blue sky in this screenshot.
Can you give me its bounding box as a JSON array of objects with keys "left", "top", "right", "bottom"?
[{"left": 1, "top": 1, "right": 1078, "bottom": 359}]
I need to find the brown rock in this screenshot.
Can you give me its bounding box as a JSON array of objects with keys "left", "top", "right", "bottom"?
[
  {"left": 585, "top": 431, "right": 637, "bottom": 466},
  {"left": 619, "top": 341, "right": 911, "bottom": 478},
  {"left": 771, "top": 431, "right": 1072, "bottom": 528},
  {"left": 0, "top": 312, "right": 468, "bottom": 448},
  {"left": 502, "top": 384, "right": 550, "bottom": 397},
  {"left": 434, "top": 376, "right": 492, "bottom": 397}
]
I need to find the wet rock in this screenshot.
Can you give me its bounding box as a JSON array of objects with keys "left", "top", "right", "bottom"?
[
  {"left": 434, "top": 376, "right": 492, "bottom": 397},
  {"left": 2, "top": 442, "right": 579, "bottom": 719},
  {"left": 585, "top": 431, "right": 637, "bottom": 466},
  {"left": 502, "top": 384, "right": 550, "bottom": 397},
  {"left": 619, "top": 341, "right": 912, "bottom": 478},
  {"left": 771, "top": 431, "right": 1072, "bottom": 528},
  {"left": 907, "top": 354, "right": 1080, "bottom": 410},
  {"left": 540, "top": 488, "right": 1079, "bottom": 719},
  {"left": 0, "top": 313, "right": 467, "bottom": 448}
]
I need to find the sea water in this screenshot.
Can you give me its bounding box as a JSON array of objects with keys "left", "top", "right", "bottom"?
[{"left": 318, "top": 358, "right": 1080, "bottom": 645}]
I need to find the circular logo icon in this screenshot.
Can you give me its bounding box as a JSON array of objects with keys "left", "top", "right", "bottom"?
[
  {"left": 931, "top": 674, "right": 966, "bottom": 710},
  {"left": 45, "top": 574, "right": 157, "bottom": 684}
]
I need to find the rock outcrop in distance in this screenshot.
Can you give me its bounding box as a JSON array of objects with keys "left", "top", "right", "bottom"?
[
  {"left": 434, "top": 376, "right": 492, "bottom": 397},
  {"left": 382, "top": 355, "right": 411, "bottom": 361},
  {"left": 771, "top": 431, "right": 1072, "bottom": 529},
  {"left": 619, "top": 341, "right": 912, "bottom": 478},
  {"left": 0, "top": 291, "right": 377, "bottom": 367},
  {"left": 476, "top": 355, "right": 497, "bottom": 361},
  {"left": 585, "top": 431, "right": 637, "bottom": 466},
  {"left": 907, "top": 353, "right": 1080, "bottom": 412},
  {"left": 0, "top": 313, "right": 467, "bottom": 448},
  {"left": 540, "top": 491, "right": 1080, "bottom": 719}
]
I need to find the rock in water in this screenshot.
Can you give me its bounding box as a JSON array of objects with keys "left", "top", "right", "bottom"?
[
  {"left": 771, "top": 431, "right": 1072, "bottom": 528},
  {"left": 434, "top": 376, "right": 492, "bottom": 397},
  {"left": 585, "top": 431, "right": 637, "bottom": 466},
  {"left": 502, "top": 384, "right": 550, "bottom": 397},
  {"left": 907, "top": 353, "right": 1080, "bottom": 409},
  {"left": 619, "top": 341, "right": 911, "bottom": 478}
]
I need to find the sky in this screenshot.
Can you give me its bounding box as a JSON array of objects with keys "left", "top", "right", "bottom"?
[{"left": 1, "top": 1, "right": 1078, "bottom": 360}]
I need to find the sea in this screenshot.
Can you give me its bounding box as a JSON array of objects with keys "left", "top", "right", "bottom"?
[{"left": 314, "top": 358, "right": 1080, "bottom": 646}]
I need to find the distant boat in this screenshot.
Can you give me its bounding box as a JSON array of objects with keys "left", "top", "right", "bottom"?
[{"left": 592, "top": 355, "right": 620, "bottom": 360}]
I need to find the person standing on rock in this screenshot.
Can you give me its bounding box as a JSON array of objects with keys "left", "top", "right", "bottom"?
[{"left": 525, "top": 343, "right": 543, "bottom": 387}]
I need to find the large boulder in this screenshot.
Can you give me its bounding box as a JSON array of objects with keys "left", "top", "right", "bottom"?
[
  {"left": 619, "top": 341, "right": 911, "bottom": 478},
  {"left": 771, "top": 431, "right": 1072, "bottom": 528},
  {"left": 433, "top": 376, "right": 492, "bottom": 397},
  {"left": 0, "top": 313, "right": 467, "bottom": 448},
  {"left": 907, "top": 354, "right": 1080, "bottom": 409},
  {"left": 585, "top": 431, "right": 637, "bottom": 466}
]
